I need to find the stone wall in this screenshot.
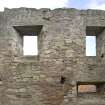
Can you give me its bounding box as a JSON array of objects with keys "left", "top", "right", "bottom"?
[{"left": 0, "top": 8, "right": 105, "bottom": 105}]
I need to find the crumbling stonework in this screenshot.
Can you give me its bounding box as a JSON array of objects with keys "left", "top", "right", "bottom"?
[{"left": 0, "top": 8, "right": 105, "bottom": 105}]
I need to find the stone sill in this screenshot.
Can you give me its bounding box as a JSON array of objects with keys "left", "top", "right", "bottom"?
[{"left": 13, "top": 55, "right": 39, "bottom": 63}]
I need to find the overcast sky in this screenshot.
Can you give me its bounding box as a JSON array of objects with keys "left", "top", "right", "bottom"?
[
  {"left": 0, "top": 0, "right": 103, "bottom": 55},
  {"left": 0, "top": 0, "right": 105, "bottom": 11}
]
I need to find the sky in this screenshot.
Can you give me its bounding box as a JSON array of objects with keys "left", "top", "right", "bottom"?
[
  {"left": 67, "top": 0, "right": 105, "bottom": 10},
  {"left": 0, "top": 0, "right": 103, "bottom": 55},
  {"left": 0, "top": 0, "right": 105, "bottom": 11},
  {"left": 23, "top": 36, "right": 38, "bottom": 55},
  {"left": 86, "top": 36, "right": 96, "bottom": 56}
]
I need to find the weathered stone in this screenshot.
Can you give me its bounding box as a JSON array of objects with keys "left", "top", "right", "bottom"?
[{"left": 0, "top": 7, "right": 105, "bottom": 105}]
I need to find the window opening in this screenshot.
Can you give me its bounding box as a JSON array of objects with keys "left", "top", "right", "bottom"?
[
  {"left": 23, "top": 36, "right": 38, "bottom": 55},
  {"left": 86, "top": 36, "right": 96, "bottom": 56}
]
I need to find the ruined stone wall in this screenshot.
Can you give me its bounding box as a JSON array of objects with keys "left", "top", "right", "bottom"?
[{"left": 0, "top": 8, "right": 105, "bottom": 105}]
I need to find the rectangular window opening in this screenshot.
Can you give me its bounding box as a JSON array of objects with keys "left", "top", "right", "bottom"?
[
  {"left": 86, "top": 36, "right": 96, "bottom": 56},
  {"left": 78, "top": 84, "right": 96, "bottom": 93},
  {"left": 77, "top": 82, "right": 105, "bottom": 95},
  {"left": 23, "top": 36, "right": 38, "bottom": 55},
  {"left": 13, "top": 25, "right": 43, "bottom": 56}
]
